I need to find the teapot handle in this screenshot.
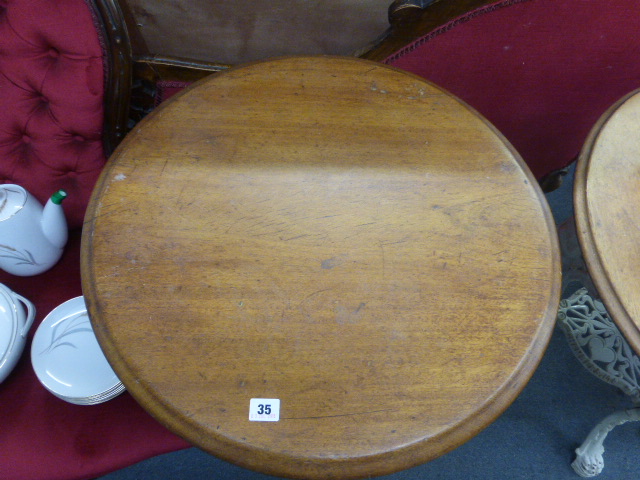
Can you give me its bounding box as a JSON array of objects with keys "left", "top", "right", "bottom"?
[{"left": 12, "top": 292, "right": 36, "bottom": 337}]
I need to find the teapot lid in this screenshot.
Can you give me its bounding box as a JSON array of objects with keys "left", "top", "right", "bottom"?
[
  {"left": 0, "top": 185, "right": 27, "bottom": 222},
  {"left": 0, "top": 285, "right": 19, "bottom": 365}
]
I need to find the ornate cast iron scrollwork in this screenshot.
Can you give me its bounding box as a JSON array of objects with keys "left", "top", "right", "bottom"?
[
  {"left": 558, "top": 288, "right": 640, "bottom": 401},
  {"left": 558, "top": 288, "right": 640, "bottom": 477}
]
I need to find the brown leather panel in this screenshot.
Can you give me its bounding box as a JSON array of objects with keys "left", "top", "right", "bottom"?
[{"left": 125, "top": 0, "right": 392, "bottom": 64}]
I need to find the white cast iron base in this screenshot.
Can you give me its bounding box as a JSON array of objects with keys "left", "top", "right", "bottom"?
[
  {"left": 571, "top": 408, "right": 640, "bottom": 477},
  {"left": 558, "top": 288, "right": 640, "bottom": 477}
]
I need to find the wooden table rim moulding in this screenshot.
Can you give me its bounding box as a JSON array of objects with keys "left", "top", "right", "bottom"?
[
  {"left": 80, "top": 55, "right": 562, "bottom": 480},
  {"left": 574, "top": 87, "right": 640, "bottom": 355}
]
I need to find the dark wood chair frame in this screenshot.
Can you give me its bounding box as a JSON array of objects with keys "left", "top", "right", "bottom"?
[
  {"left": 98, "top": 0, "right": 565, "bottom": 190},
  {"left": 97, "top": 0, "right": 492, "bottom": 142}
]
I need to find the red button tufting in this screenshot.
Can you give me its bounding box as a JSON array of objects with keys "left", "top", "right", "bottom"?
[
  {"left": 48, "top": 48, "right": 59, "bottom": 58},
  {"left": 22, "top": 134, "right": 32, "bottom": 144}
]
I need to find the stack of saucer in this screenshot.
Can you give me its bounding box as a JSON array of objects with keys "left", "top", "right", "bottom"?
[{"left": 31, "top": 296, "right": 125, "bottom": 405}]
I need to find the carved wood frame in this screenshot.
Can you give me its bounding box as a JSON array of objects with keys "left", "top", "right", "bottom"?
[{"left": 88, "top": 0, "right": 132, "bottom": 155}]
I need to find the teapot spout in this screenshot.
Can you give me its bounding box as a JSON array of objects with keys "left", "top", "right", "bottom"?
[{"left": 41, "top": 190, "right": 68, "bottom": 249}]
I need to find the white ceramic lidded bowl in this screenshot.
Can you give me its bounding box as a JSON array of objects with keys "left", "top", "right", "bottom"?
[{"left": 0, "top": 284, "right": 35, "bottom": 383}]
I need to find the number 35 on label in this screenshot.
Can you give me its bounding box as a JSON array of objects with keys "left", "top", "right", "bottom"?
[{"left": 249, "top": 398, "right": 281, "bottom": 422}]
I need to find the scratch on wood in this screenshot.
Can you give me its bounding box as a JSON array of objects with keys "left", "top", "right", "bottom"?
[
  {"left": 282, "top": 408, "right": 396, "bottom": 421},
  {"left": 321, "top": 256, "right": 346, "bottom": 269}
]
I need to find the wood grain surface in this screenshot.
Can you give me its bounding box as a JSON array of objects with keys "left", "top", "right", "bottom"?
[
  {"left": 81, "top": 56, "right": 561, "bottom": 479},
  {"left": 575, "top": 88, "right": 640, "bottom": 354}
]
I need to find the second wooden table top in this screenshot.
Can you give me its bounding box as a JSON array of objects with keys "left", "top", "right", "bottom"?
[
  {"left": 575, "top": 88, "right": 640, "bottom": 354},
  {"left": 82, "top": 56, "right": 561, "bottom": 479}
]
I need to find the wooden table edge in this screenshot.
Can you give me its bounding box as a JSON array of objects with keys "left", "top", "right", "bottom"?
[
  {"left": 573, "top": 87, "right": 640, "bottom": 354},
  {"left": 79, "top": 55, "right": 563, "bottom": 479}
]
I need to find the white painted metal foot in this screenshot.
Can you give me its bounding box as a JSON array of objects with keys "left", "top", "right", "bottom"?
[{"left": 572, "top": 408, "right": 640, "bottom": 477}]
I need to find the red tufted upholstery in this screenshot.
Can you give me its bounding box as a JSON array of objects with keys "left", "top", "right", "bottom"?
[
  {"left": 0, "top": 0, "right": 106, "bottom": 229},
  {"left": 0, "top": 1, "right": 189, "bottom": 479},
  {"left": 381, "top": 0, "right": 640, "bottom": 182}
]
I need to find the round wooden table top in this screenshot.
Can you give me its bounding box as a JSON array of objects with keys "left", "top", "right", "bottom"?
[
  {"left": 81, "top": 56, "right": 561, "bottom": 479},
  {"left": 575, "top": 88, "right": 640, "bottom": 354}
]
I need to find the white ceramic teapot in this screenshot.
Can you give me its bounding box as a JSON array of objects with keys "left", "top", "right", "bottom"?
[
  {"left": 0, "top": 185, "right": 68, "bottom": 276},
  {"left": 0, "top": 284, "right": 35, "bottom": 383}
]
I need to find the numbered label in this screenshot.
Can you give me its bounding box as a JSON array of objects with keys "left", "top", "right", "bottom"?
[{"left": 249, "top": 398, "right": 280, "bottom": 422}]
